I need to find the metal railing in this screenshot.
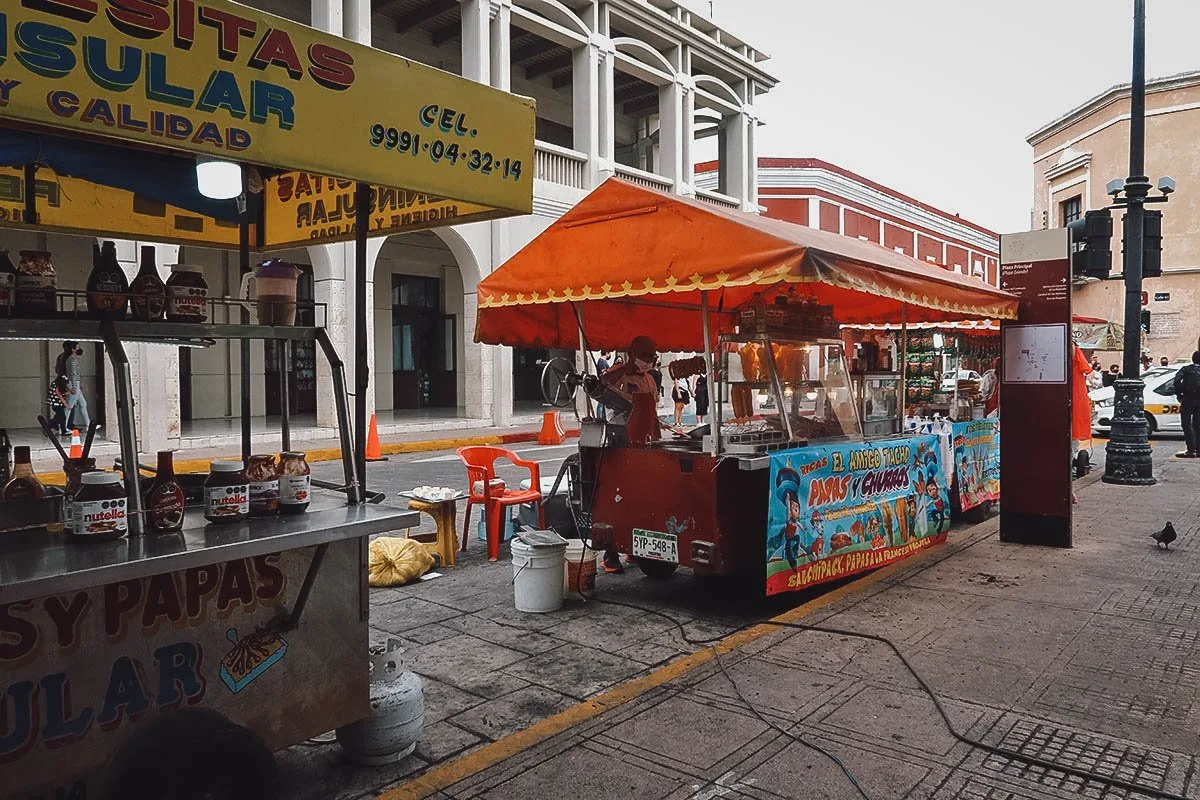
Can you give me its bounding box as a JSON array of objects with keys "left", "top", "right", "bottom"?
[
  {"left": 614, "top": 163, "right": 675, "bottom": 193},
  {"left": 695, "top": 187, "right": 742, "bottom": 210},
  {"left": 534, "top": 141, "right": 588, "bottom": 189}
]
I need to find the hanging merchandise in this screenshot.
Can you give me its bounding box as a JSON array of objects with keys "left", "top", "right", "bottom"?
[{"left": 904, "top": 330, "right": 937, "bottom": 407}]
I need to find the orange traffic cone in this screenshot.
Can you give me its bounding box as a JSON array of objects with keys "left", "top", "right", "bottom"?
[
  {"left": 68, "top": 429, "right": 83, "bottom": 459},
  {"left": 538, "top": 411, "right": 565, "bottom": 446},
  {"left": 365, "top": 414, "right": 387, "bottom": 462}
]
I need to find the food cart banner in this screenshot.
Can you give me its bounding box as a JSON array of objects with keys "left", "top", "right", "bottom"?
[
  {"left": 0, "top": 166, "right": 244, "bottom": 247},
  {"left": 0, "top": 539, "right": 367, "bottom": 800},
  {"left": 766, "top": 436, "right": 950, "bottom": 596},
  {"left": 0, "top": 0, "right": 535, "bottom": 214},
  {"left": 952, "top": 419, "right": 1000, "bottom": 511}
]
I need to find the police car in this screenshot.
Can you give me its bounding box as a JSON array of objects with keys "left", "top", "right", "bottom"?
[{"left": 1091, "top": 362, "right": 1190, "bottom": 436}]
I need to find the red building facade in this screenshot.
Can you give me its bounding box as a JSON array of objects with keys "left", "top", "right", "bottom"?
[{"left": 697, "top": 158, "right": 1000, "bottom": 286}]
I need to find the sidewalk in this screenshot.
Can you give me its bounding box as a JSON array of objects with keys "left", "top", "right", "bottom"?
[{"left": 277, "top": 440, "right": 1200, "bottom": 799}]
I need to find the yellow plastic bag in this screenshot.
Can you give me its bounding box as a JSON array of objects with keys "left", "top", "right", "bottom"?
[{"left": 368, "top": 536, "right": 436, "bottom": 587}]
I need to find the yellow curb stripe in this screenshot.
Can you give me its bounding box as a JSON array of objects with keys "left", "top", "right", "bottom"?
[{"left": 380, "top": 557, "right": 905, "bottom": 800}]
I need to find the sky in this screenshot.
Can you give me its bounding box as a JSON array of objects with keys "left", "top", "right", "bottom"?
[{"left": 706, "top": 0, "right": 1200, "bottom": 234}]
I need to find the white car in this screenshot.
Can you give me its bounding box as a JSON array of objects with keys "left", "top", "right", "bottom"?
[
  {"left": 1090, "top": 363, "right": 1189, "bottom": 436},
  {"left": 940, "top": 369, "right": 981, "bottom": 393}
]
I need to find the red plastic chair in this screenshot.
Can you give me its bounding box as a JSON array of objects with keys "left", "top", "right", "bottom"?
[{"left": 457, "top": 446, "right": 545, "bottom": 562}]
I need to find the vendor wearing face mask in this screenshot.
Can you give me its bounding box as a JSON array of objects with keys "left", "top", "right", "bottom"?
[{"left": 601, "top": 335, "right": 663, "bottom": 445}]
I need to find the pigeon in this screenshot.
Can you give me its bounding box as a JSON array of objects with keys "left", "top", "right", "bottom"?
[{"left": 1151, "top": 522, "right": 1178, "bottom": 550}]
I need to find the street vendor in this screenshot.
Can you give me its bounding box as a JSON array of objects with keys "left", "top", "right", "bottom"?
[{"left": 601, "top": 335, "right": 663, "bottom": 445}]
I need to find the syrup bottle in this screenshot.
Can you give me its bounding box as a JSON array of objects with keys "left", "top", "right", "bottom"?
[
  {"left": 86, "top": 241, "right": 129, "bottom": 320},
  {"left": 143, "top": 450, "right": 186, "bottom": 533},
  {"left": 130, "top": 246, "right": 167, "bottom": 322},
  {"left": 3, "top": 446, "right": 45, "bottom": 502}
]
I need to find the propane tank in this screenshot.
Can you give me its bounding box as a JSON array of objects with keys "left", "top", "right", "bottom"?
[{"left": 336, "top": 638, "right": 424, "bottom": 765}]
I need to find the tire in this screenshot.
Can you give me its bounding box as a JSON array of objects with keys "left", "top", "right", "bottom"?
[
  {"left": 634, "top": 557, "right": 678, "bottom": 579},
  {"left": 1145, "top": 413, "right": 1158, "bottom": 435},
  {"left": 104, "top": 708, "right": 278, "bottom": 800}
]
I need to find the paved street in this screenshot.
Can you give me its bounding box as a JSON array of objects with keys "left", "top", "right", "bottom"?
[{"left": 272, "top": 437, "right": 1200, "bottom": 800}]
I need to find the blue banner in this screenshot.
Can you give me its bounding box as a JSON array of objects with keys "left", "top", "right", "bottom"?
[
  {"left": 766, "top": 435, "right": 951, "bottom": 595},
  {"left": 952, "top": 419, "right": 1000, "bottom": 511}
]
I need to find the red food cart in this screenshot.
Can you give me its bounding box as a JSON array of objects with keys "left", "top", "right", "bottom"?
[{"left": 476, "top": 179, "right": 1017, "bottom": 596}]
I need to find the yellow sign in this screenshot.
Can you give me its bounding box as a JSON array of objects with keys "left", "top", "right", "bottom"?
[
  {"left": 263, "top": 172, "right": 506, "bottom": 249},
  {"left": 0, "top": 0, "right": 535, "bottom": 214},
  {"left": 0, "top": 167, "right": 244, "bottom": 246}
]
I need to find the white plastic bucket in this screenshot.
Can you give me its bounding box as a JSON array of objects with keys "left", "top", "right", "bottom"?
[
  {"left": 511, "top": 538, "right": 567, "bottom": 613},
  {"left": 563, "top": 539, "right": 599, "bottom": 597}
]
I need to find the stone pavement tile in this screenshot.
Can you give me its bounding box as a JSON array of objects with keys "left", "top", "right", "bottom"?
[
  {"left": 468, "top": 743, "right": 692, "bottom": 800},
  {"left": 274, "top": 740, "right": 425, "bottom": 800},
  {"left": 369, "top": 587, "right": 406, "bottom": 605},
  {"left": 441, "top": 613, "right": 567, "bottom": 655},
  {"left": 617, "top": 640, "right": 692, "bottom": 667},
  {"left": 692, "top": 655, "right": 842, "bottom": 720},
  {"left": 397, "top": 623, "right": 462, "bottom": 646},
  {"left": 502, "top": 642, "right": 647, "bottom": 700},
  {"left": 404, "top": 634, "right": 530, "bottom": 687},
  {"left": 899, "top": 557, "right": 1116, "bottom": 613},
  {"left": 414, "top": 720, "right": 486, "bottom": 764},
  {"left": 753, "top": 630, "right": 872, "bottom": 675},
  {"left": 741, "top": 734, "right": 934, "bottom": 800},
  {"left": 409, "top": 586, "right": 504, "bottom": 614},
  {"left": 809, "top": 584, "right": 979, "bottom": 646},
  {"left": 540, "top": 607, "right": 681, "bottom": 648},
  {"left": 373, "top": 596, "right": 465, "bottom": 633},
  {"left": 597, "top": 694, "right": 773, "bottom": 775},
  {"left": 476, "top": 599, "right": 592, "bottom": 630},
  {"left": 419, "top": 675, "right": 486, "bottom": 724},
  {"left": 817, "top": 685, "right": 985, "bottom": 759},
  {"left": 962, "top": 712, "right": 1194, "bottom": 800},
  {"left": 904, "top": 647, "right": 1042, "bottom": 708},
  {"left": 448, "top": 685, "right": 578, "bottom": 742}
]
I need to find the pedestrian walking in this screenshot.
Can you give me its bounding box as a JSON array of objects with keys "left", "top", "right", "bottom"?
[
  {"left": 671, "top": 377, "right": 691, "bottom": 426},
  {"left": 56, "top": 341, "right": 93, "bottom": 432},
  {"left": 46, "top": 375, "right": 70, "bottom": 436},
  {"left": 694, "top": 374, "right": 709, "bottom": 424},
  {"left": 1172, "top": 351, "right": 1200, "bottom": 458}
]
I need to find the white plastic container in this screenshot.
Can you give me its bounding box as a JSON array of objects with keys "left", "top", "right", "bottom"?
[
  {"left": 563, "top": 538, "right": 599, "bottom": 597},
  {"left": 511, "top": 532, "right": 568, "bottom": 613}
]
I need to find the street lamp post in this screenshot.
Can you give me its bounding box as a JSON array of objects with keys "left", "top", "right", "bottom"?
[{"left": 1104, "top": 0, "right": 1156, "bottom": 485}]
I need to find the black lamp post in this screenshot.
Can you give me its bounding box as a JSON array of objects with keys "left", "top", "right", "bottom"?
[{"left": 1103, "top": 0, "right": 1172, "bottom": 485}]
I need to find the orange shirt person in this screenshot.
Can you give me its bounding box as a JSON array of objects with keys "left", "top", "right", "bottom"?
[
  {"left": 601, "top": 335, "right": 662, "bottom": 445},
  {"left": 1072, "top": 343, "right": 1093, "bottom": 443}
]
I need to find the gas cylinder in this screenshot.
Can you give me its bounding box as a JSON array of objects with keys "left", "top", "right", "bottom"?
[
  {"left": 0, "top": 429, "right": 10, "bottom": 487},
  {"left": 336, "top": 638, "right": 425, "bottom": 765}
]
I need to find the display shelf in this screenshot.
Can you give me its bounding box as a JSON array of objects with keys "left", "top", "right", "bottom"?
[
  {"left": 0, "top": 492, "right": 416, "bottom": 602},
  {"left": 0, "top": 317, "right": 322, "bottom": 345}
]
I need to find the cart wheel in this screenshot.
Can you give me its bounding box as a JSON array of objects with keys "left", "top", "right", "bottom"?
[
  {"left": 104, "top": 707, "right": 277, "bottom": 800},
  {"left": 634, "top": 557, "right": 678, "bottom": 579}
]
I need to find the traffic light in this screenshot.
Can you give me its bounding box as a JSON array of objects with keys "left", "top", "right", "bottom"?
[
  {"left": 1143, "top": 209, "right": 1163, "bottom": 278},
  {"left": 1121, "top": 208, "right": 1164, "bottom": 279},
  {"left": 1141, "top": 309, "right": 1151, "bottom": 335},
  {"left": 1067, "top": 209, "right": 1113, "bottom": 279}
]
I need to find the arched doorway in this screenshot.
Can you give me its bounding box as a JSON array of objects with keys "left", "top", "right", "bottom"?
[{"left": 373, "top": 231, "right": 469, "bottom": 418}]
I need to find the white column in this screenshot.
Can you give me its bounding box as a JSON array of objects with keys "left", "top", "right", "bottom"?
[
  {"left": 724, "top": 110, "right": 749, "bottom": 205},
  {"left": 308, "top": 243, "right": 346, "bottom": 429},
  {"left": 489, "top": 0, "right": 511, "bottom": 90},
  {"left": 658, "top": 79, "right": 682, "bottom": 191},
  {"left": 680, "top": 81, "right": 695, "bottom": 195},
  {"left": 461, "top": 0, "right": 490, "bottom": 84},
  {"left": 573, "top": 40, "right": 600, "bottom": 182},
  {"left": 311, "top": 0, "right": 341, "bottom": 35},
  {"left": 597, "top": 43, "right": 615, "bottom": 179},
  {"left": 744, "top": 108, "right": 759, "bottom": 212},
  {"left": 342, "top": 0, "right": 369, "bottom": 44}
]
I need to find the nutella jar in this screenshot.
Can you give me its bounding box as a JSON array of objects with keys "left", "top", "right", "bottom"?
[
  {"left": 62, "top": 457, "right": 97, "bottom": 535},
  {"left": 278, "top": 452, "right": 311, "bottom": 514},
  {"left": 247, "top": 454, "right": 280, "bottom": 517},
  {"left": 166, "top": 266, "right": 209, "bottom": 323},
  {"left": 71, "top": 471, "right": 128, "bottom": 541},
  {"left": 204, "top": 461, "right": 249, "bottom": 524}
]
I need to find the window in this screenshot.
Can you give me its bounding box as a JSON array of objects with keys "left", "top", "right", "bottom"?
[
  {"left": 391, "top": 275, "right": 441, "bottom": 310},
  {"left": 1060, "top": 195, "right": 1082, "bottom": 226}
]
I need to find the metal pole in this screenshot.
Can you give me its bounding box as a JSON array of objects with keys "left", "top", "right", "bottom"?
[
  {"left": 101, "top": 324, "right": 143, "bottom": 536},
  {"left": 899, "top": 306, "right": 908, "bottom": 430},
  {"left": 353, "top": 182, "right": 371, "bottom": 501},
  {"left": 701, "top": 291, "right": 718, "bottom": 455},
  {"left": 23, "top": 165, "right": 37, "bottom": 225},
  {"left": 279, "top": 340, "right": 291, "bottom": 451},
  {"left": 239, "top": 167, "right": 252, "bottom": 464},
  {"left": 315, "top": 328, "right": 359, "bottom": 501},
  {"left": 1104, "top": 0, "right": 1155, "bottom": 486}
]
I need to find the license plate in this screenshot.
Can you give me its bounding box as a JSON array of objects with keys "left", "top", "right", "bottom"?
[{"left": 632, "top": 528, "right": 678, "bottom": 563}]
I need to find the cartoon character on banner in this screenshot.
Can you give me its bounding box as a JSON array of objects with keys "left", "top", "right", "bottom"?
[
  {"left": 774, "top": 465, "right": 803, "bottom": 572},
  {"left": 808, "top": 509, "right": 826, "bottom": 559},
  {"left": 921, "top": 446, "right": 946, "bottom": 532}
]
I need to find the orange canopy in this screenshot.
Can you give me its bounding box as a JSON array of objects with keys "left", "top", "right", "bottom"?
[{"left": 476, "top": 178, "right": 1017, "bottom": 351}]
